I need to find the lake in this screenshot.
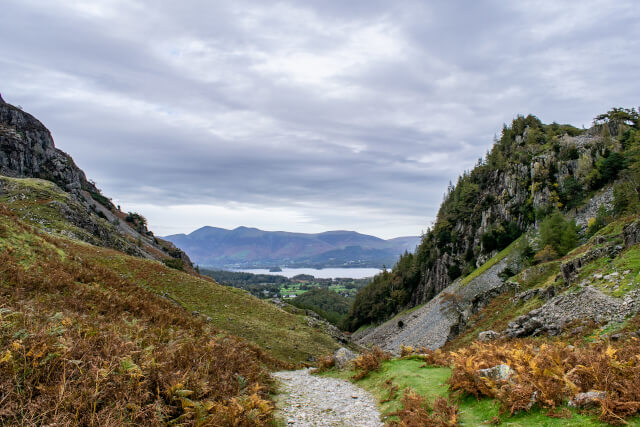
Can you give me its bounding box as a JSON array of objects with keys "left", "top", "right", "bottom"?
[{"left": 230, "top": 267, "right": 383, "bottom": 279}]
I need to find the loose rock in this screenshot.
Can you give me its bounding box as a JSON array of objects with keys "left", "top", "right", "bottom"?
[
  {"left": 334, "top": 347, "right": 357, "bottom": 369},
  {"left": 476, "top": 364, "right": 514, "bottom": 382},
  {"left": 478, "top": 330, "right": 501, "bottom": 342},
  {"left": 568, "top": 390, "right": 606, "bottom": 408}
]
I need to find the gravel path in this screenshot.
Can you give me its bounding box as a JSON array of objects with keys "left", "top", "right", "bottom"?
[{"left": 273, "top": 369, "right": 384, "bottom": 427}]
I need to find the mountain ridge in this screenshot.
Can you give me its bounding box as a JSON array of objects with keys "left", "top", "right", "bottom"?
[{"left": 164, "top": 226, "right": 420, "bottom": 268}]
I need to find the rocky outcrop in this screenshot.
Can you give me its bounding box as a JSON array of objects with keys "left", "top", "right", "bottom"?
[
  {"left": 334, "top": 347, "right": 357, "bottom": 369},
  {"left": 624, "top": 220, "right": 640, "bottom": 248},
  {"left": 0, "top": 101, "right": 99, "bottom": 196},
  {"left": 408, "top": 131, "right": 603, "bottom": 310},
  {"left": 560, "top": 242, "right": 622, "bottom": 284},
  {"left": 0, "top": 99, "right": 193, "bottom": 266},
  {"left": 512, "top": 285, "right": 557, "bottom": 304},
  {"left": 574, "top": 187, "right": 614, "bottom": 229},
  {"left": 478, "top": 330, "right": 501, "bottom": 341},
  {"left": 504, "top": 286, "right": 640, "bottom": 338}
]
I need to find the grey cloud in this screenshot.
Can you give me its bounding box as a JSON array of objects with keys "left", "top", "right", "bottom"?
[{"left": 1, "top": 0, "right": 638, "bottom": 237}]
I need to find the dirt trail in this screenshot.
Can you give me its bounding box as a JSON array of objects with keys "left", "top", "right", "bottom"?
[{"left": 273, "top": 369, "right": 383, "bottom": 426}]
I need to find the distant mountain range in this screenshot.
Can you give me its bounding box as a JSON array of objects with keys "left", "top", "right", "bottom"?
[{"left": 163, "top": 226, "right": 421, "bottom": 268}]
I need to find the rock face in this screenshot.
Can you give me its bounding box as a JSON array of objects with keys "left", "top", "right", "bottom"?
[
  {"left": 0, "top": 99, "right": 193, "bottom": 266},
  {"left": 561, "top": 243, "right": 622, "bottom": 284},
  {"left": 624, "top": 220, "right": 640, "bottom": 248},
  {"left": 407, "top": 129, "right": 604, "bottom": 310},
  {"left": 0, "top": 101, "right": 98, "bottom": 195},
  {"left": 505, "top": 286, "right": 640, "bottom": 338}
]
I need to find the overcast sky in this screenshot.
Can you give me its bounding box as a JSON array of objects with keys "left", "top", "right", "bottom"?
[{"left": 1, "top": 1, "right": 638, "bottom": 238}]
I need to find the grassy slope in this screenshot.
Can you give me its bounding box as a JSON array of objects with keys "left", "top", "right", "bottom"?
[
  {"left": 87, "top": 250, "right": 340, "bottom": 363},
  {"left": 0, "top": 176, "right": 132, "bottom": 248},
  {"left": 0, "top": 176, "right": 340, "bottom": 364}
]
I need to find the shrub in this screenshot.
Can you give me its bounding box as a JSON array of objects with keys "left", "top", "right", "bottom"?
[
  {"left": 352, "top": 347, "right": 391, "bottom": 380},
  {"left": 533, "top": 245, "right": 559, "bottom": 264},
  {"left": 88, "top": 190, "right": 112, "bottom": 208},
  {"left": 599, "top": 152, "right": 625, "bottom": 183},
  {"left": 448, "top": 339, "right": 640, "bottom": 423},
  {"left": 558, "top": 176, "right": 584, "bottom": 210},
  {"left": 399, "top": 346, "right": 450, "bottom": 367},
  {"left": 613, "top": 181, "right": 640, "bottom": 216},
  {"left": 587, "top": 205, "right": 610, "bottom": 237},
  {"left": 0, "top": 219, "right": 284, "bottom": 426},
  {"left": 162, "top": 258, "right": 185, "bottom": 271},
  {"left": 312, "top": 355, "right": 336, "bottom": 373},
  {"left": 380, "top": 379, "right": 399, "bottom": 403},
  {"left": 387, "top": 389, "right": 458, "bottom": 427}
]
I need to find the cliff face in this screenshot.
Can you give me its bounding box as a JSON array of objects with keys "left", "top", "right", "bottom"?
[
  {"left": 0, "top": 101, "right": 100, "bottom": 195},
  {"left": 411, "top": 134, "right": 587, "bottom": 305},
  {"left": 0, "top": 97, "right": 193, "bottom": 267},
  {"left": 348, "top": 112, "right": 636, "bottom": 331}
]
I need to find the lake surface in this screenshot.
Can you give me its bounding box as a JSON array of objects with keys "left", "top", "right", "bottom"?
[{"left": 230, "top": 267, "right": 383, "bottom": 279}]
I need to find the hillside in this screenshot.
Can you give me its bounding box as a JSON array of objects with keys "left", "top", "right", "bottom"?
[
  {"left": 0, "top": 98, "right": 347, "bottom": 424},
  {"left": 0, "top": 204, "right": 284, "bottom": 424},
  {"left": 313, "top": 108, "right": 640, "bottom": 426},
  {"left": 164, "top": 226, "right": 420, "bottom": 268},
  {"left": 347, "top": 108, "right": 640, "bottom": 334},
  {"left": 0, "top": 97, "right": 192, "bottom": 266}
]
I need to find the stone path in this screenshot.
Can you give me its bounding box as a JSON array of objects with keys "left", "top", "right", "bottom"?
[{"left": 272, "top": 369, "right": 383, "bottom": 427}]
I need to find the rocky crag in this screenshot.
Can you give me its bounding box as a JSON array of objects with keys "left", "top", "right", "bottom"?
[
  {"left": 350, "top": 108, "right": 640, "bottom": 351},
  {"left": 0, "top": 96, "right": 191, "bottom": 265}
]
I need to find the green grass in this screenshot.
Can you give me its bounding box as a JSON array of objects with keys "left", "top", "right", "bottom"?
[
  {"left": 462, "top": 237, "right": 522, "bottom": 287},
  {"left": 320, "top": 359, "right": 618, "bottom": 426},
  {"left": 573, "top": 244, "right": 640, "bottom": 297}
]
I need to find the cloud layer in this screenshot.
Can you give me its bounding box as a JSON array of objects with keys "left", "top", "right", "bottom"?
[{"left": 1, "top": 1, "right": 638, "bottom": 238}]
